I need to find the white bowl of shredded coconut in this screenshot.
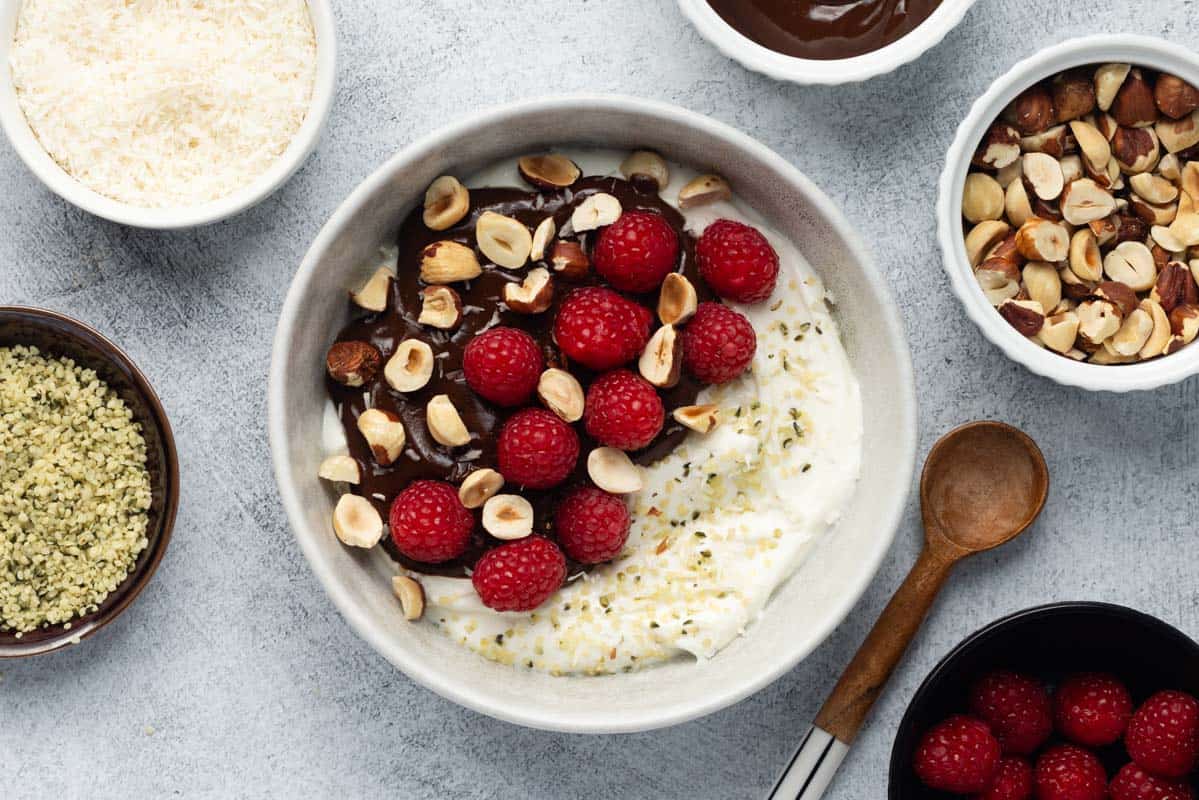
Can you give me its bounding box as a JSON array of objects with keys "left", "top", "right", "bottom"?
[{"left": 0, "top": 0, "right": 335, "bottom": 229}]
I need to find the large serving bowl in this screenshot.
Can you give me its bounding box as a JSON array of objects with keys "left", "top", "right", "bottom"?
[
  {"left": 0, "top": 306, "right": 179, "bottom": 657},
  {"left": 677, "top": 0, "right": 978, "bottom": 85},
  {"left": 939, "top": 34, "right": 1199, "bottom": 392},
  {"left": 268, "top": 95, "right": 917, "bottom": 733},
  {"left": 0, "top": 0, "right": 337, "bottom": 229}
]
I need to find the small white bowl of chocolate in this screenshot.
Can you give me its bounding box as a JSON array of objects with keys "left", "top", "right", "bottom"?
[{"left": 940, "top": 35, "right": 1199, "bottom": 392}]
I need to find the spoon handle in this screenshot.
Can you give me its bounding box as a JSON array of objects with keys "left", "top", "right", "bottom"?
[{"left": 766, "top": 546, "right": 956, "bottom": 800}]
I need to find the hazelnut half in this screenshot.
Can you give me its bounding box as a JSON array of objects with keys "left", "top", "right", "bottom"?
[
  {"left": 503, "top": 268, "right": 554, "bottom": 314},
  {"left": 620, "top": 151, "right": 670, "bottom": 189},
  {"left": 537, "top": 368, "right": 584, "bottom": 423},
  {"left": 549, "top": 241, "right": 590, "bottom": 279},
  {"left": 1110, "top": 68, "right": 1159, "bottom": 128},
  {"left": 672, "top": 404, "right": 720, "bottom": 434},
  {"left": 327, "top": 341, "right": 382, "bottom": 387},
  {"left": 1060, "top": 178, "right": 1116, "bottom": 225},
  {"left": 1109, "top": 307, "right": 1154, "bottom": 355},
  {"left": 658, "top": 272, "right": 698, "bottom": 325},
  {"left": 1023, "top": 262, "right": 1062, "bottom": 312},
  {"left": 420, "top": 241, "right": 482, "bottom": 284},
  {"left": 357, "top": 408, "right": 406, "bottom": 466},
  {"left": 1094, "top": 63, "right": 1132, "bottom": 112},
  {"left": 587, "top": 447, "right": 644, "bottom": 494},
  {"left": 1103, "top": 241, "right": 1158, "bottom": 291},
  {"left": 638, "top": 325, "right": 682, "bottom": 389},
  {"left": 1023, "top": 152, "right": 1065, "bottom": 201},
  {"left": 1015, "top": 219, "right": 1069, "bottom": 263},
  {"left": 962, "top": 173, "right": 1005, "bottom": 223},
  {"left": 1069, "top": 228, "right": 1104, "bottom": 282},
  {"left": 418, "top": 285, "right": 464, "bottom": 329},
  {"left": 482, "top": 494, "right": 534, "bottom": 541},
  {"left": 1070, "top": 119, "right": 1112, "bottom": 173},
  {"left": 1037, "top": 310, "right": 1080, "bottom": 354},
  {"left": 391, "top": 575, "right": 425, "bottom": 621},
  {"left": 518, "top": 154, "right": 581, "bottom": 189},
  {"left": 1112, "top": 127, "right": 1161, "bottom": 174},
  {"left": 1053, "top": 72, "right": 1097, "bottom": 123},
  {"left": 973, "top": 123, "right": 1021, "bottom": 169},
  {"left": 1139, "top": 298, "right": 1172, "bottom": 358},
  {"left": 571, "top": 193, "right": 622, "bottom": 232},
  {"left": 1156, "top": 111, "right": 1199, "bottom": 154},
  {"left": 1130, "top": 173, "right": 1179, "bottom": 205},
  {"left": 998, "top": 299, "right": 1046, "bottom": 337},
  {"left": 332, "top": 494, "right": 384, "bottom": 549},
  {"left": 384, "top": 339, "right": 435, "bottom": 393},
  {"left": 678, "top": 175, "right": 732, "bottom": 209},
  {"left": 1077, "top": 298, "right": 1123, "bottom": 345},
  {"left": 318, "top": 455, "right": 361, "bottom": 485},
  {"left": 351, "top": 267, "right": 394, "bottom": 312},
  {"left": 530, "top": 216, "right": 556, "bottom": 262},
  {"left": 459, "top": 468, "right": 504, "bottom": 509},
  {"left": 423, "top": 176, "right": 470, "bottom": 231},
  {"left": 476, "top": 211, "right": 533, "bottom": 269},
  {"left": 966, "top": 220, "right": 1012, "bottom": 267},
  {"left": 426, "top": 394, "right": 471, "bottom": 447},
  {"left": 1155, "top": 74, "right": 1199, "bottom": 120}
]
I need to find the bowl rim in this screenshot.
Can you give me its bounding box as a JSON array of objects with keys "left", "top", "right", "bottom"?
[
  {"left": 0, "top": 0, "right": 338, "bottom": 230},
  {"left": 938, "top": 33, "right": 1199, "bottom": 392},
  {"left": 675, "top": 0, "right": 978, "bottom": 85},
  {"left": 0, "top": 305, "right": 180, "bottom": 657},
  {"left": 887, "top": 600, "right": 1199, "bottom": 794},
  {"left": 268, "top": 92, "right": 918, "bottom": 733}
]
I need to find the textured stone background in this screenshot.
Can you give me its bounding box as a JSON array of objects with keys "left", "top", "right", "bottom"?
[{"left": 3, "top": 1, "right": 1198, "bottom": 797}]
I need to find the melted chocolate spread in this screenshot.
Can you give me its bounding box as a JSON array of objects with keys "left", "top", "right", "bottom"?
[
  {"left": 328, "top": 174, "right": 713, "bottom": 578},
  {"left": 707, "top": 0, "right": 943, "bottom": 61}
]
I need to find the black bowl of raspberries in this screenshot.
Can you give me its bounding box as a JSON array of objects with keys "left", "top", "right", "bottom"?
[{"left": 890, "top": 602, "right": 1199, "bottom": 800}]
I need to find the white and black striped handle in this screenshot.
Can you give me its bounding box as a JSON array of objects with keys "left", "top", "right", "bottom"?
[{"left": 766, "top": 726, "right": 849, "bottom": 800}]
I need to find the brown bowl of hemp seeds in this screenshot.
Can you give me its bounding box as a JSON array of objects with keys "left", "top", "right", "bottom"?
[{"left": 0, "top": 307, "right": 178, "bottom": 657}]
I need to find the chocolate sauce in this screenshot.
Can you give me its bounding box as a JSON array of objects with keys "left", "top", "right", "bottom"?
[
  {"left": 706, "top": 0, "right": 942, "bottom": 61},
  {"left": 328, "top": 173, "right": 712, "bottom": 578}
]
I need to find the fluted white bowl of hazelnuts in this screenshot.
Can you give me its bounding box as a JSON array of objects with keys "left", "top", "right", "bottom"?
[{"left": 940, "top": 35, "right": 1199, "bottom": 392}]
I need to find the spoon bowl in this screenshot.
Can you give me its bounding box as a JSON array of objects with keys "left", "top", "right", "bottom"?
[{"left": 921, "top": 422, "right": 1049, "bottom": 553}]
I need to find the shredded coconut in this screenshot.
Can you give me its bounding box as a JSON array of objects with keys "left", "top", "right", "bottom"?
[{"left": 9, "top": 0, "right": 317, "bottom": 208}]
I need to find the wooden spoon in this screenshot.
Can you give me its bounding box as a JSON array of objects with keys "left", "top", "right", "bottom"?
[{"left": 767, "top": 421, "right": 1048, "bottom": 800}]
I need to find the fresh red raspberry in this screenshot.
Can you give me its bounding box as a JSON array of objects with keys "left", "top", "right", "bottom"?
[
  {"left": 1125, "top": 690, "right": 1199, "bottom": 778},
  {"left": 554, "top": 486, "right": 630, "bottom": 564},
  {"left": 583, "top": 369, "right": 664, "bottom": 450},
  {"left": 554, "top": 286, "right": 652, "bottom": 371},
  {"left": 974, "top": 757, "right": 1034, "bottom": 800},
  {"left": 496, "top": 408, "right": 580, "bottom": 489},
  {"left": 593, "top": 211, "right": 680, "bottom": 293},
  {"left": 471, "top": 537, "right": 566, "bottom": 612},
  {"left": 968, "top": 670, "right": 1053, "bottom": 755},
  {"left": 1033, "top": 744, "right": 1108, "bottom": 800},
  {"left": 913, "top": 715, "right": 1002, "bottom": 794},
  {"left": 1054, "top": 672, "right": 1134, "bottom": 747},
  {"left": 696, "top": 218, "right": 780, "bottom": 304},
  {"left": 463, "top": 326, "right": 543, "bottom": 407},
  {"left": 681, "top": 302, "right": 756, "bottom": 384},
  {"left": 389, "top": 480, "right": 474, "bottom": 563},
  {"left": 1109, "top": 762, "right": 1196, "bottom": 800}
]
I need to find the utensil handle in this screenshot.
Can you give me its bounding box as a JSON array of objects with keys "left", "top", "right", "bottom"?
[
  {"left": 813, "top": 546, "right": 956, "bottom": 745},
  {"left": 766, "top": 726, "right": 849, "bottom": 800}
]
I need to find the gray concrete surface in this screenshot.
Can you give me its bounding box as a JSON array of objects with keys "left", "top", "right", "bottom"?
[{"left": 3, "top": 1, "right": 1198, "bottom": 797}]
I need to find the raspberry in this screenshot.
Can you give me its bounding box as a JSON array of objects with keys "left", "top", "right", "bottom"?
[
  {"left": 1033, "top": 744, "right": 1108, "bottom": 800},
  {"left": 968, "top": 670, "right": 1053, "bottom": 755},
  {"left": 975, "top": 757, "right": 1034, "bottom": 800},
  {"left": 681, "top": 302, "right": 756, "bottom": 384},
  {"left": 471, "top": 537, "right": 566, "bottom": 612},
  {"left": 389, "top": 480, "right": 474, "bottom": 563},
  {"left": 593, "top": 211, "right": 680, "bottom": 293},
  {"left": 583, "top": 369, "right": 664, "bottom": 450},
  {"left": 555, "top": 486, "right": 630, "bottom": 564},
  {"left": 554, "top": 286, "right": 652, "bottom": 371},
  {"left": 496, "top": 408, "right": 580, "bottom": 489},
  {"left": 1054, "top": 672, "right": 1134, "bottom": 747},
  {"left": 913, "top": 715, "right": 1002, "bottom": 794},
  {"left": 463, "top": 326, "right": 543, "bottom": 407},
  {"left": 695, "top": 218, "right": 780, "bottom": 303},
  {"left": 1125, "top": 690, "right": 1199, "bottom": 778},
  {"left": 1109, "top": 763, "right": 1196, "bottom": 800}
]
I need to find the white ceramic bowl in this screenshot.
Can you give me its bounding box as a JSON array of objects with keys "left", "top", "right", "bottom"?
[
  {"left": 677, "top": 0, "right": 977, "bottom": 85},
  {"left": 269, "top": 95, "right": 917, "bottom": 733},
  {"left": 939, "top": 34, "right": 1199, "bottom": 392},
  {"left": 0, "top": 0, "right": 336, "bottom": 230}
]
